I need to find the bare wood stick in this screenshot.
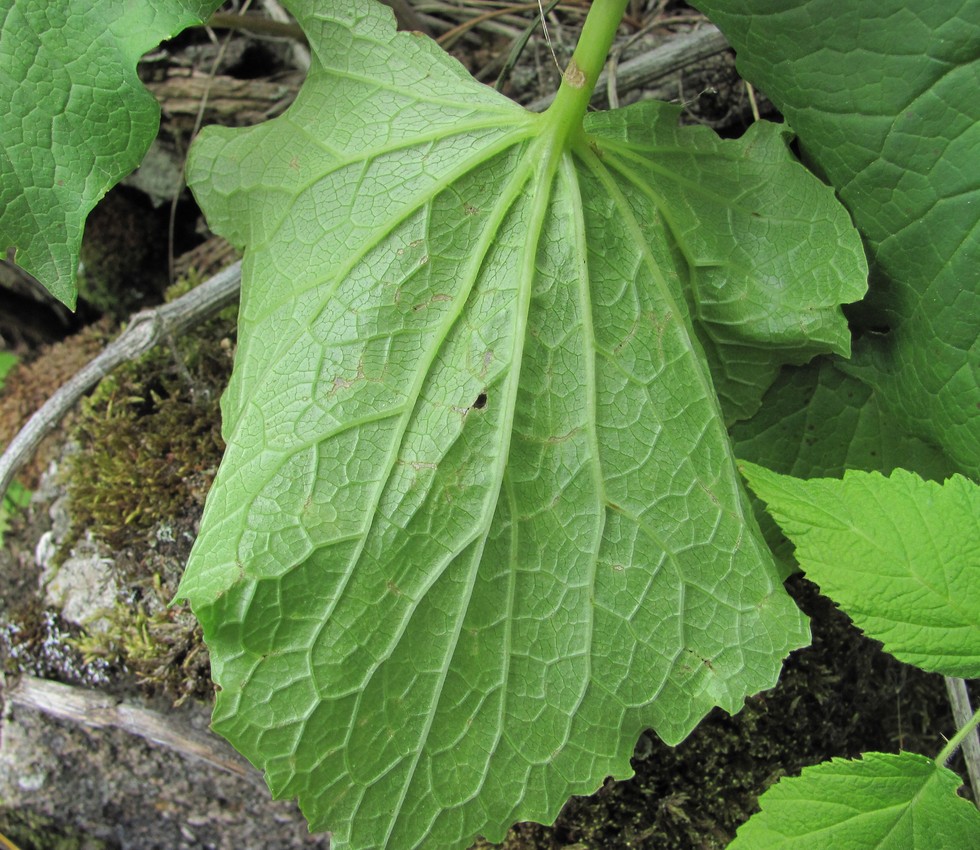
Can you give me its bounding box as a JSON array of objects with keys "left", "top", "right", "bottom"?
[
  {"left": 0, "top": 261, "right": 241, "bottom": 498},
  {"left": 945, "top": 676, "right": 980, "bottom": 805},
  {"left": 526, "top": 24, "right": 730, "bottom": 112},
  {"left": 4, "top": 674, "right": 262, "bottom": 786}
]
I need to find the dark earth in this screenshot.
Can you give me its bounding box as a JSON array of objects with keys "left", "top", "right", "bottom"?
[{"left": 0, "top": 2, "right": 968, "bottom": 848}]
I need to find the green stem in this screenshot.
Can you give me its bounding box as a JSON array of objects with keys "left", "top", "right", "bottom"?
[
  {"left": 936, "top": 705, "right": 980, "bottom": 767},
  {"left": 544, "top": 0, "right": 629, "bottom": 137}
]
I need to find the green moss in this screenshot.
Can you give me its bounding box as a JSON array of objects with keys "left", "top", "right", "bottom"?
[
  {"left": 58, "top": 275, "right": 237, "bottom": 702},
  {"left": 65, "top": 306, "right": 232, "bottom": 553},
  {"left": 71, "top": 574, "right": 211, "bottom": 705},
  {"left": 0, "top": 809, "right": 111, "bottom": 850}
]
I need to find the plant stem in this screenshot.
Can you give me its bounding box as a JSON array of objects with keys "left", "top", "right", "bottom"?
[
  {"left": 545, "top": 0, "right": 629, "bottom": 134},
  {"left": 936, "top": 702, "right": 980, "bottom": 771},
  {"left": 941, "top": 678, "right": 980, "bottom": 806}
]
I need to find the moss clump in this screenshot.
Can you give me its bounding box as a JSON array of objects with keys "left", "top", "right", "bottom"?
[
  {"left": 65, "top": 305, "right": 232, "bottom": 552},
  {"left": 58, "top": 276, "right": 236, "bottom": 702},
  {"left": 0, "top": 809, "right": 112, "bottom": 850},
  {"left": 71, "top": 573, "right": 211, "bottom": 705}
]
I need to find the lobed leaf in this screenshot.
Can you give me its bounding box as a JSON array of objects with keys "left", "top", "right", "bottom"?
[
  {"left": 739, "top": 462, "right": 980, "bottom": 677},
  {"left": 584, "top": 106, "right": 866, "bottom": 424},
  {"left": 728, "top": 752, "right": 980, "bottom": 849},
  {"left": 177, "top": 1, "right": 872, "bottom": 846},
  {"left": 695, "top": 0, "right": 980, "bottom": 476},
  {"left": 0, "top": 0, "right": 222, "bottom": 307}
]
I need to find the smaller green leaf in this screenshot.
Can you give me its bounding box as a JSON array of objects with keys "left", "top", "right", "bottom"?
[
  {"left": 739, "top": 462, "right": 980, "bottom": 677},
  {"left": 728, "top": 752, "right": 980, "bottom": 850}
]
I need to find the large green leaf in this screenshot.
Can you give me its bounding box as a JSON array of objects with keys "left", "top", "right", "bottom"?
[
  {"left": 695, "top": 0, "right": 980, "bottom": 476},
  {"left": 732, "top": 360, "right": 957, "bottom": 483},
  {"left": 176, "top": 1, "right": 873, "bottom": 846},
  {"left": 728, "top": 752, "right": 980, "bottom": 849},
  {"left": 0, "top": 0, "right": 222, "bottom": 308},
  {"left": 739, "top": 463, "right": 980, "bottom": 677}
]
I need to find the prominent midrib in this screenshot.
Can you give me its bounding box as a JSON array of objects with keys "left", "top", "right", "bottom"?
[
  {"left": 306, "top": 147, "right": 544, "bottom": 682},
  {"left": 376, "top": 129, "right": 574, "bottom": 849},
  {"left": 573, "top": 136, "right": 750, "bottom": 519},
  {"left": 551, "top": 153, "right": 604, "bottom": 731}
]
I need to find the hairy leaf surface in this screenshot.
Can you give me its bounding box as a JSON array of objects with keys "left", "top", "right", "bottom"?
[
  {"left": 0, "top": 0, "right": 221, "bottom": 307},
  {"left": 176, "top": 1, "right": 875, "bottom": 846},
  {"left": 695, "top": 0, "right": 980, "bottom": 475},
  {"left": 728, "top": 752, "right": 980, "bottom": 849},
  {"left": 740, "top": 463, "right": 980, "bottom": 677}
]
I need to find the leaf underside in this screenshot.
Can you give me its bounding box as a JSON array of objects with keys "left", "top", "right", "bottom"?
[
  {"left": 740, "top": 463, "right": 980, "bottom": 678},
  {"left": 0, "top": 0, "right": 221, "bottom": 307},
  {"left": 729, "top": 752, "right": 980, "bottom": 850},
  {"left": 178, "top": 2, "right": 870, "bottom": 847}
]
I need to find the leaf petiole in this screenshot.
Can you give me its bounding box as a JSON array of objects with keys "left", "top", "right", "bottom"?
[
  {"left": 544, "top": 0, "right": 629, "bottom": 138},
  {"left": 937, "top": 705, "right": 980, "bottom": 768}
]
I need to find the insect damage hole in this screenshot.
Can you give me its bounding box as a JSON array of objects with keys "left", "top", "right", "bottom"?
[{"left": 472, "top": 392, "right": 487, "bottom": 410}]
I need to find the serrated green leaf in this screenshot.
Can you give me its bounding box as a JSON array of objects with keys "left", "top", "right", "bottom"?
[
  {"left": 174, "top": 1, "right": 883, "bottom": 845},
  {"left": 739, "top": 463, "right": 980, "bottom": 677},
  {"left": 0, "top": 0, "right": 222, "bottom": 308},
  {"left": 694, "top": 0, "right": 980, "bottom": 476},
  {"left": 728, "top": 752, "right": 980, "bottom": 850}
]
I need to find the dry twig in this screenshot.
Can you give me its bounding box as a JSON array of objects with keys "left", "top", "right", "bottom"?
[
  {"left": 0, "top": 262, "right": 241, "bottom": 498},
  {"left": 527, "top": 24, "right": 729, "bottom": 111},
  {"left": 3, "top": 674, "right": 262, "bottom": 786}
]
